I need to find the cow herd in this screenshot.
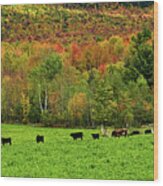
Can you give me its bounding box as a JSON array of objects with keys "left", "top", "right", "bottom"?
[
  {"left": 70, "top": 132, "right": 100, "bottom": 140},
  {"left": 111, "top": 128, "right": 153, "bottom": 137},
  {"left": 1, "top": 128, "right": 153, "bottom": 146}
]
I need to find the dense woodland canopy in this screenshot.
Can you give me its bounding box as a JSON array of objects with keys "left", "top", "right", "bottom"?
[{"left": 1, "top": 2, "right": 154, "bottom": 128}]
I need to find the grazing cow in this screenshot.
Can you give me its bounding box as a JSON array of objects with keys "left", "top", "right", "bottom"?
[
  {"left": 36, "top": 135, "right": 44, "bottom": 143},
  {"left": 112, "top": 130, "right": 121, "bottom": 137},
  {"left": 92, "top": 133, "right": 99, "bottom": 140},
  {"left": 1, "top": 137, "right": 12, "bottom": 145},
  {"left": 129, "top": 130, "right": 140, "bottom": 136},
  {"left": 112, "top": 129, "right": 128, "bottom": 137},
  {"left": 70, "top": 132, "right": 83, "bottom": 140},
  {"left": 145, "top": 129, "right": 152, "bottom": 134},
  {"left": 121, "top": 129, "right": 128, "bottom": 137}
]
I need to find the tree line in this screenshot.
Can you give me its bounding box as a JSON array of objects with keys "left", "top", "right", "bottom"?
[{"left": 2, "top": 28, "right": 154, "bottom": 128}]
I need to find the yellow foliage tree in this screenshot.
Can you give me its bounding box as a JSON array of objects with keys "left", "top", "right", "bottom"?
[{"left": 68, "top": 92, "right": 88, "bottom": 126}]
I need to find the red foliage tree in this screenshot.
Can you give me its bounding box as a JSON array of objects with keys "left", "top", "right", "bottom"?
[
  {"left": 71, "top": 43, "right": 81, "bottom": 63},
  {"left": 54, "top": 43, "right": 65, "bottom": 53},
  {"left": 98, "top": 63, "right": 107, "bottom": 74}
]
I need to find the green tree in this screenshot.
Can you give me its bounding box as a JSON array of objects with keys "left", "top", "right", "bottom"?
[
  {"left": 125, "top": 28, "right": 154, "bottom": 87},
  {"left": 29, "top": 52, "right": 62, "bottom": 117}
]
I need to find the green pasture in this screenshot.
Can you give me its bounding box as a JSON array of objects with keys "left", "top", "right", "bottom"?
[{"left": 1, "top": 124, "right": 154, "bottom": 180}]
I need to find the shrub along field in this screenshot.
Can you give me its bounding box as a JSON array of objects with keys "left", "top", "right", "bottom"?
[{"left": 2, "top": 124, "right": 154, "bottom": 180}]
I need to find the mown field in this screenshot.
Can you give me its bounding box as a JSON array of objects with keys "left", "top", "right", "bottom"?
[{"left": 1, "top": 124, "right": 154, "bottom": 180}]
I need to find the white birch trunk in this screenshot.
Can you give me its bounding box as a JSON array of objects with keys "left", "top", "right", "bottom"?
[
  {"left": 44, "top": 87, "right": 48, "bottom": 111},
  {"left": 38, "top": 84, "right": 43, "bottom": 113}
]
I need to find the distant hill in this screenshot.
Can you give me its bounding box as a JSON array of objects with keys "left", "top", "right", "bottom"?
[
  {"left": 1, "top": 2, "right": 153, "bottom": 44},
  {"left": 119, "top": 1, "right": 154, "bottom": 7}
]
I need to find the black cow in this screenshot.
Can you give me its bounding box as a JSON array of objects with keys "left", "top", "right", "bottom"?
[
  {"left": 145, "top": 129, "right": 152, "bottom": 134},
  {"left": 70, "top": 132, "right": 83, "bottom": 140},
  {"left": 92, "top": 133, "right": 99, "bottom": 139},
  {"left": 129, "top": 131, "right": 140, "bottom": 136},
  {"left": 36, "top": 135, "right": 44, "bottom": 143},
  {"left": 1, "top": 137, "right": 12, "bottom": 145}
]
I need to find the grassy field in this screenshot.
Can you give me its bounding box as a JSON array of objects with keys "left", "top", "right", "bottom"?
[{"left": 1, "top": 124, "right": 154, "bottom": 180}]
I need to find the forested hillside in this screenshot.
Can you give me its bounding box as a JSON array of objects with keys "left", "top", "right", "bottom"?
[
  {"left": 1, "top": 2, "right": 154, "bottom": 128},
  {"left": 1, "top": 3, "right": 153, "bottom": 43}
]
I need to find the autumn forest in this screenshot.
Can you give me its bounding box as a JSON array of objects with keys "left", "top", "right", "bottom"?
[{"left": 1, "top": 2, "right": 154, "bottom": 128}]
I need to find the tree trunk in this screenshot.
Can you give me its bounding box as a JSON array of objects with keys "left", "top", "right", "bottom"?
[
  {"left": 38, "top": 84, "right": 43, "bottom": 113},
  {"left": 44, "top": 87, "right": 48, "bottom": 111}
]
